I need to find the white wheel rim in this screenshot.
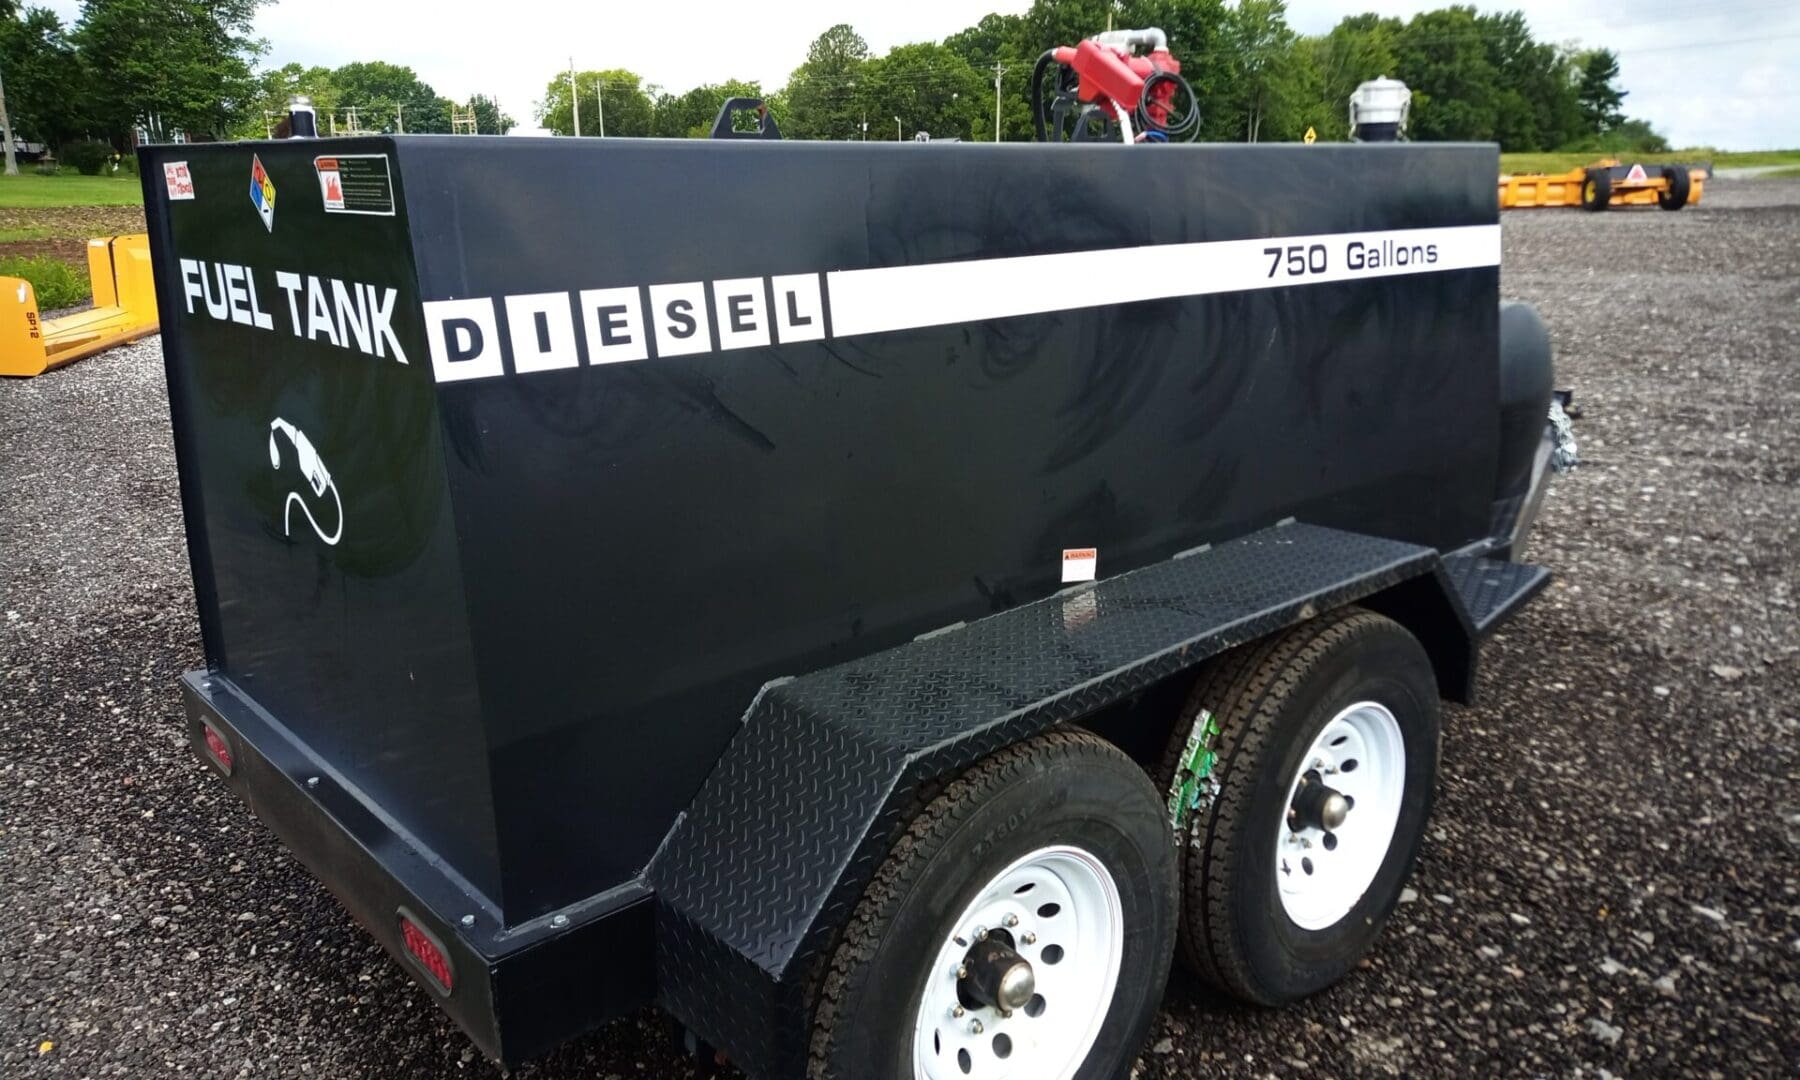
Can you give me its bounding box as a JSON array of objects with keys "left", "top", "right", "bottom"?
[
  {"left": 1275, "top": 701, "right": 1407, "bottom": 931},
  {"left": 912, "top": 845, "right": 1123, "bottom": 1080}
]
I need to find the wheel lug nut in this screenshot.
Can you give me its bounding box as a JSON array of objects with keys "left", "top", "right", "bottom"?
[
  {"left": 969, "top": 1020, "right": 984, "bottom": 1035},
  {"left": 1022, "top": 932, "right": 1036, "bottom": 945},
  {"left": 952, "top": 1005, "right": 965, "bottom": 1018},
  {"left": 1004, "top": 914, "right": 1019, "bottom": 928},
  {"left": 956, "top": 964, "right": 968, "bottom": 979},
  {"left": 1000, "top": 1008, "right": 1012, "bottom": 1019},
  {"left": 975, "top": 925, "right": 988, "bottom": 941}
]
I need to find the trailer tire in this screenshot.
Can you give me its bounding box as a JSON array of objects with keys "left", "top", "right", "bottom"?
[
  {"left": 808, "top": 729, "right": 1177, "bottom": 1080},
  {"left": 1157, "top": 607, "right": 1440, "bottom": 1005},
  {"left": 1580, "top": 168, "right": 1611, "bottom": 212},
  {"left": 1658, "top": 165, "right": 1691, "bottom": 211}
]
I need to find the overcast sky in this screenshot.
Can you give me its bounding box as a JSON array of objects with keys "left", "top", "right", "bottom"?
[{"left": 43, "top": 0, "right": 1800, "bottom": 148}]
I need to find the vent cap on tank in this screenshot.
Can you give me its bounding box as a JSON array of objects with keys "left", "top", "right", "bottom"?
[{"left": 1349, "top": 77, "right": 1411, "bottom": 142}]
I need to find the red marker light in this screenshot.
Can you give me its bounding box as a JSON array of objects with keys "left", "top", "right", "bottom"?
[
  {"left": 398, "top": 912, "right": 454, "bottom": 994},
  {"left": 202, "top": 724, "right": 233, "bottom": 774}
]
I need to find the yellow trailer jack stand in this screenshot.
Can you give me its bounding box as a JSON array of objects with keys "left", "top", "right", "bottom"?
[{"left": 1, "top": 233, "right": 159, "bottom": 377}]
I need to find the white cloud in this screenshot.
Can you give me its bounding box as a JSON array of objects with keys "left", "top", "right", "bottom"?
[{"left": 39, "top": 0, "right": 1800, "bottom": 147}]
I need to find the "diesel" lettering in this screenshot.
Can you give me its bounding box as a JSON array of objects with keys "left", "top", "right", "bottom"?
[{"left": 424, "top": 274, "right": 826, "bottom": 383}]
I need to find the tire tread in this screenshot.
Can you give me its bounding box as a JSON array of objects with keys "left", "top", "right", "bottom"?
[
  {"left": 1169, "top": 607, "right": 1402, "bottom": 1003},
  {"left": 807, "top": 728, "right": 1136, "bottom": 1079}
]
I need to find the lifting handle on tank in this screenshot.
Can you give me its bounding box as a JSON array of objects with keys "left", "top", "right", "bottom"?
[{"left": 710, "top": 98, "right": 782, "bottom": 140}]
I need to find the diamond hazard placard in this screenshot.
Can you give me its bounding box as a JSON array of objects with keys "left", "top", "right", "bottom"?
[
  {"left": 314, "top": 155, "right": 395, "bottom": 216},
  {"left": 248, "top": 154, "right": 276, "bottom": 231}
]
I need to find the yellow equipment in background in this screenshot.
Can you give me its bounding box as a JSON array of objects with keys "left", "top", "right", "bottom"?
[
  {"left": 1499, "top": 160, "right": 1707, "bottom": 213},
  {"left": 1, "top": 233, "right": 160, "bottom": 377}
]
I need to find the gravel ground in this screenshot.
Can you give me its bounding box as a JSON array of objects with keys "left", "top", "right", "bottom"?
[{"left": 3, "top": 179, "right": 1797, "bottom": 1080}]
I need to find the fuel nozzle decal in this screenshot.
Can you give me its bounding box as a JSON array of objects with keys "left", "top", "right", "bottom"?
[{"left": 268, "top": 417, "right": 343, "bottom": 546}]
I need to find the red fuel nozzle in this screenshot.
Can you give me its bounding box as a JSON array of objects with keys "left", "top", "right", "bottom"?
[{"left": 1069, "top": 39, "right": 1145, "bottom": 109}]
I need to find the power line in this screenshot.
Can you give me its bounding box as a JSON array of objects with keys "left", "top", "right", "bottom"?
[{"left": 1615, "top": 31, "right": 1800, "bottom": 54}]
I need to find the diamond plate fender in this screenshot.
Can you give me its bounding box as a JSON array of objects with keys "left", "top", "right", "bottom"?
[{"left": 648, "top": 522, "right": 1506, "bottom": 1078}]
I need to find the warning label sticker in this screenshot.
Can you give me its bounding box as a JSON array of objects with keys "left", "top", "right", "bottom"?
[
  {"left": 164, "top": 161, "right": 195, "bottom": 200},
  {"left": 314, "top": 155, "right": 395, "bottom": 216},
  {"left": 1062, "top": 547, "right": 1098, "bottom": 583},
  {"left": 1625, "top": 163, "right": 1648, "bottom": 182}
]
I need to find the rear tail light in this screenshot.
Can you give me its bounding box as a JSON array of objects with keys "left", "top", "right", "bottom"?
[
  {"left": 398, "top": 910, "right": 454, "bottom": 994},
  {"left": 201, "top": 723, "right": 233, "bottom": 775}
]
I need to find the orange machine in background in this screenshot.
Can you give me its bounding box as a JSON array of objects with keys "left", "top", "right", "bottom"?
[
  {"left": 1, "top": 233, "right": 160, "bottom": 377},
  {"left": 1500, "top": 160, "right": 1707, "bottom": 212}
]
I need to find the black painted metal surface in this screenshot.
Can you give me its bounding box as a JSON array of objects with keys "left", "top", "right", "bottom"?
[
  {"left": 1440, "top": 554, "right": 1550, "bottom": 636},
  {"left": 650, "top": 522, "right": 1438, "bottom": 1077},
  {"left": 393, "top": 137, "right": 1501, "bottom": 925},
  {"left": 176, "top": 671, "right": 658, "bottom": 1064}
]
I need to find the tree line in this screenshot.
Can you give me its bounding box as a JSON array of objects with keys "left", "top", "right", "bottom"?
[
  {"left": 0, "top": 0, "right": 1658, "bottom": 157},
  {"left": 0, "top": 0, "right": 513, "bottom": 157},
  {"left": 541, "top": 1, "right": 1658, "bottom": 152}
]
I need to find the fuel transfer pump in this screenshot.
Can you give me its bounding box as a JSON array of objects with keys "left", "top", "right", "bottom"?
[{"left": 1031, "top": 27, "right": 1200, "bottom": 143}]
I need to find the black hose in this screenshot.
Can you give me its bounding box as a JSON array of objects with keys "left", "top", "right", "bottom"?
[
  {"left": 1138, "top": 69, "right": 1201, "bottom": 141},
  {"left": 1030, "top": 49, "right": 1059, "bottom": 142}
]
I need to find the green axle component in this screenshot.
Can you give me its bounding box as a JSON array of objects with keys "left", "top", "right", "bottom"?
[{"left": 1166, "top": 708, "right": 1221, "bottom": 834}]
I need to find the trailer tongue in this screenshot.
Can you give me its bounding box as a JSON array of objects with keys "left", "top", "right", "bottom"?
[{"left": 141, "top": 60, "right": 1564, "bottom": 1078}]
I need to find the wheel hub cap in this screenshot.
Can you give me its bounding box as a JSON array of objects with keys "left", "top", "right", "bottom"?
[
  {"left": 1288, "top": 775, "right": 1353, "bottom": 832},
  {"left": 1275, "top": 701, "right": 1407, "bottom": 931},
  {"left": 959, "top": 938, "right": 1036, "bottom": 1012},
  {"left": 912, "top": 845, "right": 1122, "bottom": 1080}
]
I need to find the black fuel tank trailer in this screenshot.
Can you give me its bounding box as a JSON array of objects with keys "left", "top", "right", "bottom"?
[{"left": 139, "top": 131, "right": 1567, "bottom": 1079}]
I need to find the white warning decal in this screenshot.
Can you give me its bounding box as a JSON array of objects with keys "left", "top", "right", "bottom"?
[
  {"left": 1062, "top": 547, "right": 1098, "bottom": 584},
  {"left": 164, "top": 161, "right": 195, "bottom": 201},
  {"left": 1625, "top": 163, "right": 1648, "bottom": 182},
  {"left": 314, "top": 154, "right": 396, "bottom": 216}
]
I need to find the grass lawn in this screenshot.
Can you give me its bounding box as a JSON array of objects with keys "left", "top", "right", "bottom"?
[
  {"left": 0, "top": 172, "right": 144, "bottom": 208},
  {"left": 0, "top": 224, "right": 54, "bottom": 242},
  {"left": 1500, "top": 149, "right": 1800, "bottom": 175}
]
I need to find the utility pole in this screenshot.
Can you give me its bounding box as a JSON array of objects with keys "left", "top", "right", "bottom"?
[
  {"left": 0, "top": 65, "right": 18, "bottom": 177},
  {"left": 597, "top": 81, "right": 606, "bottom": 138},
  {"left": 394, "top": 102, "right": 406, "bottom": 134},
  {"left": 992, "top": 62, "right": 1006, "bottom": 142},
  {"left": 570, "top": 59, "right": 581, "bottom": 136},
  {"left": 894, "top": 115, "right": 901, "bottom": 141}
]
